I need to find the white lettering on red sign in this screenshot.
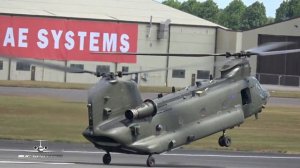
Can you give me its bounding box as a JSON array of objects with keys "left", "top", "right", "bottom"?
[
  {"left": 37, "top": 29, "right": 48, "bottom": 49},
  {"left": 3, "top": 27, "right": 15, "bottom": 47},
  {"left": 0, "top": 15, "right": 137, "bottom": 63}
]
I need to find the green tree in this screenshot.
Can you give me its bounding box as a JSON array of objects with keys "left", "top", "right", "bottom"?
[
  {"left": 289, "top": 0, "right": 300, "bottom": 17},
  {"left": 179, "top": 0, "right": 199, "bottom": 15},
  {"left": 241, "top": 1, "right": 267, "bottom": 30},
  {"left": 275, "top": 0, "right": 300, "bottom": 22},
  {"left": 196, "top": 0, "right": 220, "bottom": 23},
  {"left": 219, "top": 0, "right": 246, "bottom": 30},
  {"left": 275, "top": 1, "right": 290, "bottom": 22},
  {"left": 162, "top": 0, "right": 181, "bottom": 9}
]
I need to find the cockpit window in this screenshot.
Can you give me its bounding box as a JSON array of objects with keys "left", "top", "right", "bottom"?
[
  {"left": 241, "top": 88, "right": 252, "bottom": 105},
  {"left": 251, "top": 77, "right": 267, "bottom": 98}
]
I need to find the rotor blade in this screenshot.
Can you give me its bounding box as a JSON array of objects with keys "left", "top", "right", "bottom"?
[
  {"left": 94, "top": 52, "right": 226, "bottom": 57},
  {"left": 1, "top": 55, "right": 97, "bottom": 76},
  {"left": 255, "top": 48, "right": 300, "bottom": 56},
  {"left": 122, "top": 61, "right": 225, "bottom": 76},
  {"left": 246, "top": 42, "right": 295, "bottom": 53}
]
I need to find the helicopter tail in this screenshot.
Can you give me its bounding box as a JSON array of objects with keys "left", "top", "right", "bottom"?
[{"left": 85, "top": 78, "right": 143, "bottom": 132}]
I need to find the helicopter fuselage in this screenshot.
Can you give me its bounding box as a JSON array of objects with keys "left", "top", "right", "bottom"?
[{"left": 82, "top": 59, "right": 269, "bottom": 155}]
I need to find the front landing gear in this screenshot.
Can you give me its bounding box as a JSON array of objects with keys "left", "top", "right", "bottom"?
[
  {"left": 103, "top": 152, "right": 111, "bottom": 165},
  {"left": 218, "top": 130, "right": 231, "bottom": 147},
  {"left": 146, "top": 155, "right": 155, "bottom": 167}
]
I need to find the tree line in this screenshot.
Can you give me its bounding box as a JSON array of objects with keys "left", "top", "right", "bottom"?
[{"left": 162, "top": 0, "right": 300, "bottom": 30}]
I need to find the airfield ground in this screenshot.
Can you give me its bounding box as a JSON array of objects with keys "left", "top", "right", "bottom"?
[
  {"left": 0, "top": 80, "right": 300, "bottom": 98},
  {"left": 0, "top": 80, "right": 300, "bottom": 154}
]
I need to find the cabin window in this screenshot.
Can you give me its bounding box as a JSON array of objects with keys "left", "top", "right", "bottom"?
[
  {"left": 96, "top": 65, "right": 110, "bottom": 74},
  {"left": 16, "top": 62, "right": 30, "bottom": 71},
  {"left": 70, "top": 64, "right": 84, "bottom": 70},
  {"left": 0, "top": 60, "right": 3, "bottom": 70},
  {"left": 241, "top": 88, "right": 252, "bottom": 105},
  {"left": 197, "top": 70, "right": 210, "bottom": 79},
  {"left": 172, "top": 69, "right": 185, "bottom": 78}
]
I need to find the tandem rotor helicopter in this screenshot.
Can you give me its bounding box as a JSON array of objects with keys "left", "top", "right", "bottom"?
[{"left": 3, "top": 42, "right": 300, "bottom": 167}]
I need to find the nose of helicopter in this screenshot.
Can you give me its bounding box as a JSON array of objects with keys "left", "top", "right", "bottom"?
[{"left": 262, "top": 88, "right": 270, "bottom": 104}]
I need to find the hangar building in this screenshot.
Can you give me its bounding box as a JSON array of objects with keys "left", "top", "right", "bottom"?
[
  {"left": 0, "top": 0, "right": 300, "bottom": 87},
  {"left": 242, "top": 17, "right": 300, "bottom": 86},
  {"left": 0, "top": 0, "right": 227, "bottom": 87},
  {"left": 216, "top": 17, "right": 300, "bottom": 87}
]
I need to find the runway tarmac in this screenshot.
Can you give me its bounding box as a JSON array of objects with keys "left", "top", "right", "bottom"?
[
  {"left": 0, "top": 86, "right": 299, "bottom": 106},
  {"left": 0, "top": 140, "right": 299, "bottom": 168}
]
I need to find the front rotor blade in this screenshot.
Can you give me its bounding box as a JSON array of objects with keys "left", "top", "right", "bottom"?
[
  {"left": 246, "top": 42, "right": 294, "bottom": 53},
  {"left": 94, "top": 52, "right": 226, "bottom": 57},
  {"left": 1, "top": 55, "right": 97, "bottom": 76}
]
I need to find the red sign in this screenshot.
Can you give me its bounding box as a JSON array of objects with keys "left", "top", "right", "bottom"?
[{"left": 0, "top": 15, "right": 137, "bottom": 63}]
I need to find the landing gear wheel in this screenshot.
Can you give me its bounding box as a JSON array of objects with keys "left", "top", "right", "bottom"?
[
  {"left": 218, "top": 135, "right": 231, "bottom": 147},
  {"left": 146, "top": 155, "right": 155, "bottom": 167},
  {"left": 218, "top": 136, "right": 225, "bottom": 147},
  {"left": 103, "top": 153, "right": 111, "bottom": 165}
]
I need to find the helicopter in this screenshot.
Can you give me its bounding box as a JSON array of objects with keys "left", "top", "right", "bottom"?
[
  {"left": 2, "top": 42, "right": 300, "bottom": 167},
  {"left": 33, "top": 140, "right": 48, "bottom": 153}
]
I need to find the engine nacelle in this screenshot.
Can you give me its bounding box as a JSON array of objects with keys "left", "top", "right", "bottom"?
[{"left": 125, "top": 99, "right": 157, "bottom": 120}]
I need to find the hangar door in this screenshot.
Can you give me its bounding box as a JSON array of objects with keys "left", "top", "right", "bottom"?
[{"left": 257, "top": 34, "right": 300, "bottom": 86}]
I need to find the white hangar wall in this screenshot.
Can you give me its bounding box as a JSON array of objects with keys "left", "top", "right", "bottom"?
[
  {"left": 0, "top": 58, "right": 9, "bottom": 80},
  {"left": 167, "top": 26, "right": 216, "bottom": 87},
  {"left": 215, "top": 28, "right": 243, "bottom": 77},
  {"left": 0, "top": 0, "right": 224, "bottom": 87}
]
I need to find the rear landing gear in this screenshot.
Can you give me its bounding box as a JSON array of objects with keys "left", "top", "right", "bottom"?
[
  {"left": 218, "top": 130, "right": 231, "bottom": 147},
  {"left": 146, "top": 155, "right": 155, "bottom": 167},
  {"left": 103, "top": 152, "right": 111, "bottom": 165}
]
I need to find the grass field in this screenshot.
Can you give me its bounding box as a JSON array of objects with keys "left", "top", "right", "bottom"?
[
  {"left": 0, "top": 95, "right": 299, "bottom": 153},
  {"left": 0, "top": 95, "right": 87, "bottom": 142},
  {"left": 187, "top": 106, "right": 300, "bottom": 154}
]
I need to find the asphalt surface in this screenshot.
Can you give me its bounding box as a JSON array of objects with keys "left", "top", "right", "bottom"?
[
  {"left": 0, "top": 140, "right": 299, "bottom": 168},
  {"left": 0, "top": 86, "right": 299, "bottom": 106}
]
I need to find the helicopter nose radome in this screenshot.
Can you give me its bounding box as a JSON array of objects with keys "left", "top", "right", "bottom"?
[
  {"left": 266, "top": 90, "right": 270, "bottom": 99},
  {"left": 263, "top": 89, "right": 270, "bottom": 104}
]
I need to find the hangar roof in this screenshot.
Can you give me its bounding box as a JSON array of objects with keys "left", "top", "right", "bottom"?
[{"left": 0, "top": 0, "right": 225, "bottom": 28}]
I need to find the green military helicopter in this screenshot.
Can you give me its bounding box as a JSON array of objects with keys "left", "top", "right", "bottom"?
[{"left": 3, "top": 42, "right": 300, "bottom": 167}]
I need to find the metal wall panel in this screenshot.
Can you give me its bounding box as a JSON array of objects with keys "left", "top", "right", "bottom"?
[{"left": 257, "top": 34, "right": 300, "bottom": 86}]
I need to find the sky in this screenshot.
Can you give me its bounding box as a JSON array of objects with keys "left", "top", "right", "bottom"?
[{"left": 157, "top": 0, "right": 285, "bottom": 17}]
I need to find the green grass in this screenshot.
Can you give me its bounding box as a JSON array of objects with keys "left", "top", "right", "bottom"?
[
  {"left": 187, "top": 106, "right": 300, "bottom": 154},
  {"left": 0, "top": 95, "right": 300, "bottom": 153},
  {"left": 0, "top": 95, "right": 87, "bottom": 143},
  {"left": 269, "top": 90, "right": 300, "bottom": 99}
]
